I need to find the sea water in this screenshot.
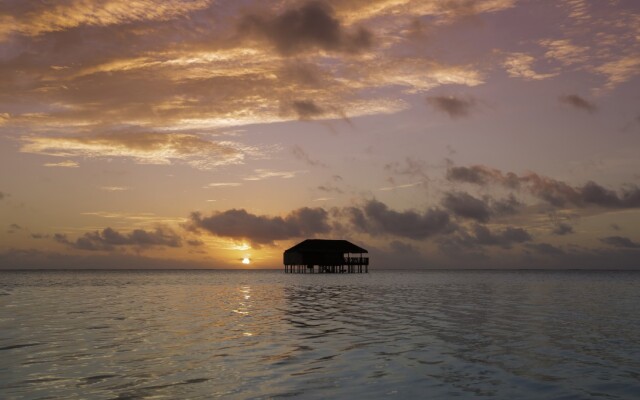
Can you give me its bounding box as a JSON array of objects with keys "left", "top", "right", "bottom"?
[{"left": 1, "top": 270, "right": 639, "bottom": 399}]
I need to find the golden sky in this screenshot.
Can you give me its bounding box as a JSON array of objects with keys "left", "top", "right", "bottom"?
[{"left": 1, "top": 0, "right": 639, "bottom": 269}]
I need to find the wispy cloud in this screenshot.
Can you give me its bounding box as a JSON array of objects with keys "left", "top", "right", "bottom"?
[
  {"left": 600, "top": 236, "right": 640, "bottom": 249},
  {"left": 204, "top": 183, "right": 242, "bottom": 188},
  {"left": 0, "top": 0, "right": 212, "bottom": 38},
  {"left": 378, "top": 182, "right": 422, "bottom": 191},
  {"left": 243, "top": 169, "right": 304, "bottom": 181},
  {"left": 595, "top": 56, "right": 640, "bottom": 90},
  {"left": 43, "top": 160, "right": 79, "bottom": 168},
  {"left": 540, "top": 39, "right": 588, "bottom": 66},
  {"left": 54, "top": 226, "right": 182, "bottom": 251},
  {"left": 21, "top": 132, "right": 245, "bottom": 170},
  {"left": 503, "top": 53, "right": 557, "bottom": 80},
  {"left": 559, "top": 94, "right": 597, "bottom": 114}
]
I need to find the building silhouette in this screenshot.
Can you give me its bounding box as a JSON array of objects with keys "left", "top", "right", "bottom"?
[{"left": 283, "top": 239, "right": 369, "bottom": 273}]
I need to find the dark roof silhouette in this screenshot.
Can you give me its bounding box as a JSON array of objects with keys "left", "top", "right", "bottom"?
[{"left": 284, "top": 239, "right": 368, "bottom": 254}]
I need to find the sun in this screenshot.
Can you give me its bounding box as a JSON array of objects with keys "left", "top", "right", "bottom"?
[{"left": 242, "top": 257, "right": 251, "bottom": 265}]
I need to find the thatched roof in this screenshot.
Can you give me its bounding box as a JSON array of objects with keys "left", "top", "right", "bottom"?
[{"left": 284, "top": 239, "right": 368, "bottom": 254}]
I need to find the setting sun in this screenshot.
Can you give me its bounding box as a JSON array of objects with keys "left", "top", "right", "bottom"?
[{"left": 242, "top": 257, "right": 251, "bottom": 265}]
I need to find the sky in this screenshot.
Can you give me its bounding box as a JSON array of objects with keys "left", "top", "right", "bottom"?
[{"left": 1, "top": 0, "right": 639, "bottom": 269}]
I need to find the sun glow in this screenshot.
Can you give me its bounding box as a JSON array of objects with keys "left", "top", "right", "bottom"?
[{"left": 242, "top": 257, "right": 251, "bottom": 265}]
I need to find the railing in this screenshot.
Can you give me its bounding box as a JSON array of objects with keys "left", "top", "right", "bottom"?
[{"left": 344, "top": 257, "right": 369, "bottom": 265}]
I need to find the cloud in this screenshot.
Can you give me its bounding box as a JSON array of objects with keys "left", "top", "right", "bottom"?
[
  {"left": 204, "top": 183, "right": 242, "bottom": 188},
  {"left": 100, "top": 186, "right": 128, "bottom": 191},
  {"left": 503, "top": 53, "right": 557, "bottom": 80},
  {"left": 447, "top": 223, "right": 532, "bottom": 249},
  {"left": 243, "top": 169, "right": 302, "bottom": 181},
  {"left": 552, "top": 222, "right": 574, "bottom": 236},
  {"left": 21, "top": 132, "right": 245, "bottom": 170},
  {"left": 600, "top": 236, "right": 640, "bottom": 249},
  {"left": 440, "top": 191, "right": 520, "bottom": 222},
  {"left": 526, "top": 242, "right": 565, "bottom": 255},
  {"left": 378, "top": 182, "right": 422, "bottom": 191},
  {"left": 290, "top": 100, "right": 326, "bottom": 120},
  {"left": 238, "top": 1, "right": 373, "bottom": 56},
  {"left": 595, "top": 56, "right": 640, "bottom": 90},
  {"left": 317, "top": 184, "right": 343, "bottom": 194},
  {"left": 54, "top": 227, "right": 182, "bottom": 251},
  {"left": 426, "top": 95, "right": 477, "bottom": 118},
  {"left": 188, "top": 207, "right": 331, "bottom": 246},
  {"left": 472, "top": 224, "right": 532, "bottom": 247},
  {"left": 292, "top": 145, "right": 327, "bottom": 168},
  {"left": 540, "top": 39, "right": 588, "bottom": 66},
  {"left": 441, "top": 191, "right": 491, "bottom": 222},
  {"left": 559, "top": 94, "right": 597, "bottom": 114},
  {"left": 43, "top": 160, "right": 79, "bottom": 168},
  {"left": 384, "top": 157, "right": 429, "bottom": 180},
  {"left": 490, "top": 194, "right": 523, "bottom": 215},
  {"left": 446, "top": 164, "right": 640, "bottom": 209},
  {"left": 346, "top": 199, "right": 455, "bottom": 239},
  {"left": 7, "top": 223, "right": 21, "bottom": 233},
  {"left": 0, "top": 0, "right": 212, "bottom": 39},
  {"left": 446, "top": 165, "right": 520, "bottom": 187},
  {"left": 0, "top": 191, "right": 6, "bottom": 200}
]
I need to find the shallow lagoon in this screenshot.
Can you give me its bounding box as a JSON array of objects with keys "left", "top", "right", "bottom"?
[{"left": 1, "top": 270, "right": 639, "bottom": 399}]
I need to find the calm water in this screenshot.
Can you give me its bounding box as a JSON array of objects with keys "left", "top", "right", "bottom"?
[{"left": 0, "top": 270, "right": 639, "bottom": 399}]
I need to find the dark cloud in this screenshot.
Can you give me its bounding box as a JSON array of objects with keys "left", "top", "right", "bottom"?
[
  {"left": 472, "top": 224, "right": 532, "bottom": 247},
  {"left": 491, "top": 194, "right": 522, "bottom": 215},
  {"left": 317, "top": 184, "right": 343, "bottom": 194},
  {"left": 441, "top": 192, "right": 521, "bottom": 222},
  {"left": 446, "top": 165, "right": 519, "bottom": 187},
  {"left": 188, "top": 207, "right": 330, "bottom": 247},
  {"left": 187, "top": 239, "right": 204, "bottom": 247},
  {"left": 559, "top": 94, "right": 597, "bottom": 114},
  {"left": 446, "top": 164, "right": 640, "bottom": 209},
  {"left": 526, "top": 243, "right": 565, "bottom": 255},
  {"left": 579, "top": 181, "right": 640, "bottom": 208},
  {"left": 0, "top": 191, "right": 6, "bottom": 200},
  {"left": 8, "top": 223, "right": 21, "bottom": 233},
  {"left": 426, "top": 95, "right": 477, "bottom": 119},
  {"left": 445, "top": 224, "right": 532, "bottom": 249},
  {"left": 290, "top": 100, "right": 326, "bottom": 120},
  {"left": 370, "top": 240, "right": 427, "bottom": 269},
  {"left": 525, "top": 176, "right": 640, "bottom": 208},
  {"left": 279, "top": 62, "right": 326, "bottom": 86},
  {"left": 600, "top": 236, "right": 640, "bottom": 249},
  {"left": 552, "top": 222, "right": 574, "bottom": 235},
  {"left": 346, "top": 199, "right": 455, "bottom": 239},
  {"left": 610, "top": 223, "right": 621, "bottom": 231},
  {"left": 441, "top": 191, "right": 491, "bottom": 222},
  {"left": 239, "top": 1, "right": 373, "bottom": 55},
  {"left": 384, "top": 157, "right": 429, "bottom": 180},
  {"left": 292, "top": 145, "right": 327, "bottom": 168},
  {"left": 54, "top": 227, "right": 182, "bottom": 251}
]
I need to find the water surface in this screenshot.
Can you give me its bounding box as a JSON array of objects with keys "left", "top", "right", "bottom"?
[{"left": 1, "top": 270, "right": 639, "bottom": 399}]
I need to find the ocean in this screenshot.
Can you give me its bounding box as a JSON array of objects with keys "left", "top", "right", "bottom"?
[{"left": 1, "top": 270, "right": 639, "bottom": 399}]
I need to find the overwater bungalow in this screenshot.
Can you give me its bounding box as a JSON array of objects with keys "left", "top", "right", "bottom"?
[{"left": 283, "top": 239, "right": 369, "bottom": 273}]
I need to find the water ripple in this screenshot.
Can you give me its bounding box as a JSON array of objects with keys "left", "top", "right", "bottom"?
[{"left": 0, "top": 270, "right": 639, "bottom": 399}]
